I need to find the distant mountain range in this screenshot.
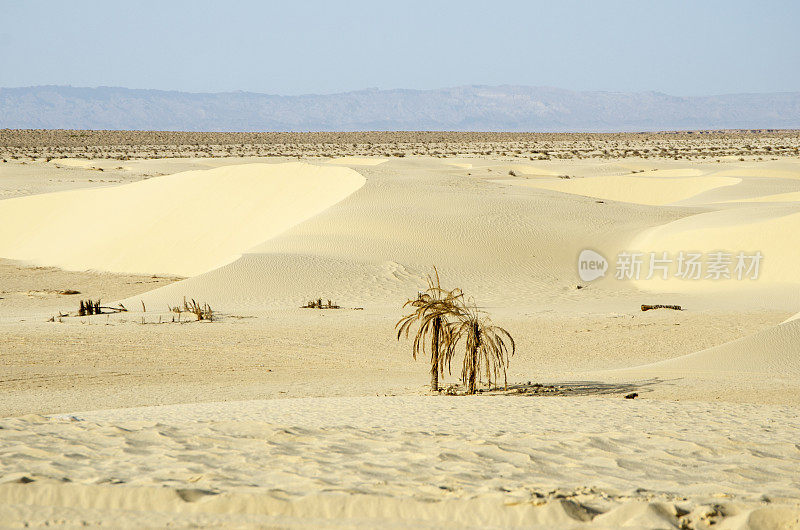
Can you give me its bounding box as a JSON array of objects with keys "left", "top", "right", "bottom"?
[{"left": 1, "top": 85, "right": 799, "bottom": 132}]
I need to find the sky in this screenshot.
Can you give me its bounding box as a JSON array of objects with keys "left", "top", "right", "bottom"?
[{"left": 1, "top": 0, "right": 798, "bottom": 96}]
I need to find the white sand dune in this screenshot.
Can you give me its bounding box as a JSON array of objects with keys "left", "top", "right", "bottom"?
[
  {"left": 120, "top": 161, "right": 671, "bottom": 311},
  {"left": 617, "top": 319, "right": 800, "bottom": 377},
  {"left": 721, "top": 190, "right": 800, "bottom": 203},
  {"left": 498, "top": 174, "right": 740, "bottom": 206},
  {"left": 630, "top": 206, "right": 800, "bottom": 290},
  {"left": 48, "top": 158, "right": 96, "bottom": 168},
  {"left": 327, "top": 156, "right": 388, "bottom": 166},
  {"left": 0, "top": 163, "right": 364, "bottom": 276}
]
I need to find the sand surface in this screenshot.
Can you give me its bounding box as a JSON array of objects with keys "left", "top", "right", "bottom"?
[
  {"left": 327, "top": 156, "right": 388, "bottom": 166},
  {"left": 1, "top": 151, "right": 800, "bottom": 527},
  {"left": 3, "top": 396, "right": 800, "bottom": 528}
]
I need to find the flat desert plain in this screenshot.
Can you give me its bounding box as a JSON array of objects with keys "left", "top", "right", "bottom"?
[{"left": 1, "top": 131, "right": 800, "bottom": 528}]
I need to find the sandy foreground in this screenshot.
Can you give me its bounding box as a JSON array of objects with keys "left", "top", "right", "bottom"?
[{"left": 1, "top": 149, "right": 800, "bottom": 527}]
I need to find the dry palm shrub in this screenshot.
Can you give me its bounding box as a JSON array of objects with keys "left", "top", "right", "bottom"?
[
  {"left": 443, "top": 300, "right": 515, "bottom": 395},
  {"left": 396, "top": 268, "right": 464, "bottom": 392}
]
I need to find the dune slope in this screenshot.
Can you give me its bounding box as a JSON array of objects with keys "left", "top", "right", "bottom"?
[
  {"left": 0, "top": 163, "right": 365, "bottom": 276},
  {"left": 121, "top": 162, "right": 684, "bottom": 311},
  {"left": 497, "top": 174, "right": 740, "bottom": 206},
  {"left": 630, "top": 206, "right": 800, "bottom": 290},
  {"left": 617, "top": 319, "right": 800, "bottom": 377}
]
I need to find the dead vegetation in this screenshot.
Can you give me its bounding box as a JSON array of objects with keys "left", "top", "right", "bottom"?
[
  {"left": 641, "top": 304, "right": 683, "bottom": 311},
  {"left": 302, "top": 298, "right": 341, "bottom": 309},
  {"left": 396, "top": 269, "right": 464, "bottom": 392},
  {"left": 77, "top": 299, "right": 126, "bottom": 316},
  {"left": 446, "top": 300, "right": 516, "bottom": 395},
  {"left": 169, "top": 296, "right": 213, "bottom": 321},
  {"left": 51, "top": 296, "right": 214, "bottom": 323},
  {"left": 78, "top": 299, "right": 100, "bottom": 316}
]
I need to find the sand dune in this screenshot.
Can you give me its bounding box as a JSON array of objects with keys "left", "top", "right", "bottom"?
[
  {"left": 630, "top": 206, "right": 800, "bottom": 290},
  {"left": 714, "top": 168, "right": 800, "bottom": 179},
  {"left": 48, "top": 158, "right": 134, "bottom": 172},
  {"left": 119, "top": 159, "right": 678, "bottom": 311},
  {"left": 327, "top": 156, "right": 387, "bottom": 166},
  {"left": 722, "top": 190, "right": 800, "bottom": 203},
  {"left": 48, "top": 158, "right": 96, "bottom": 169},
  {"left": 498, "top": 174, "right": 740, "bottom": 205},
  {"left": 0, "top": 163, "right": 364, "bottom": 276},
  {"left": 618, "top": 318, "right": 800, "bottom": 376},
  {"left": 2, "top": 396, "right": 799, "bottom": 528},
  {"left": 7, "top": 484, "right": 796, "bottom": 528},
  {"left": 503, "top": 163, "right": 561, "bottom": 176},
  {"left": 638, "top": 168, "right": 705, "bottom": 178}
]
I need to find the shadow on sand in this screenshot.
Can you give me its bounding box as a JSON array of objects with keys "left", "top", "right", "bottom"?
[{"left": 463, "top": 378, "right": 674, "bottom": 397}]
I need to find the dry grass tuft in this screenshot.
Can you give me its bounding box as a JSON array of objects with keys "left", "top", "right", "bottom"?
[
  {"left": 164, "top": 296, "right": 213, "bottom": 321},
  {"left": 75, "top": 299, "right": 126, "bottom": 317},
  {"left": 78, "top": 299, "right": 101, "bottom": 316},
  {"left": 183, "top": 297, "right": 213, "bottom": 321},
  {"left": 302, "top": 298, "right": 341, "bottom": 309}
]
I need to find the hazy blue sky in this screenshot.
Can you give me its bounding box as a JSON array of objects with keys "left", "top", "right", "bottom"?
[{"left": 2, "top": 0, "right": 798, "bottom": 96}]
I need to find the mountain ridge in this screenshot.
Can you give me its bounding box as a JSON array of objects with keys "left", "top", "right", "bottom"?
[{"left": 2, "top": 85, "right": 799, "bottom": 132}]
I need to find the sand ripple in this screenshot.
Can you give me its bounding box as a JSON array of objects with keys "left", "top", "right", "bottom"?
[{"left": 1, "top": 396, "right": 799, "bottom": 527}]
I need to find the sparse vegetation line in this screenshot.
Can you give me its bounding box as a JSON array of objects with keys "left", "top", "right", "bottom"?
[{"left": 1, "top": 130, "right": 798, "bottom": 161}]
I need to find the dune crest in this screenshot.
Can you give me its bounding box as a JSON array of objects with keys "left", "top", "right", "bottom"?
[
  {"left": 0, "top": 163, "right": 365, "bottom": 276},
  {"left": 720, "top": 190, "right": 800, "bottom": 203},
  {"left": 499, "top": 174, "right": 740, "bottom": 205}
]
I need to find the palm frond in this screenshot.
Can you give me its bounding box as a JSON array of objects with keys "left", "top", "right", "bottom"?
[
  {"left": 444, "top": 299, "right": 516, "bottom": 393},
  {"left": 395, "top": 267, "right": 467, "bottom": 390}
]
